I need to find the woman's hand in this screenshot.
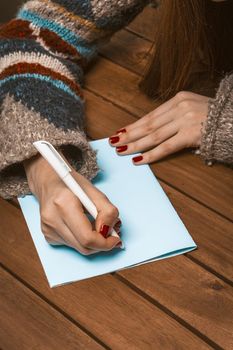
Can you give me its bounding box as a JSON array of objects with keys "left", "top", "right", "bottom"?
[
  {"left": 24, "top": 154, "right": 122, "bottom": 255},
  {"left": 109, "top": 92, "right": 209, "bottom": 164}
]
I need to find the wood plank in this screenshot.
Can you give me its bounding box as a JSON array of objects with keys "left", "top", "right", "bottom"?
[
  {"left": 85, "top": 90, "right": 136, "bottom": 138},
  {"left": 9, "top": 91, "right": 233, "bottom": 282},
  {"left": 86, "top": 57, "right": 155, "bottom": 116},
  {"left": 85, "top": 90, "right": 233, "bottom": 281},
  {"left": 100, "top": 29, "right": 152, "bottom": 75},
  {"left": 100, "top": 28, "right": 214, "bottom": 98},
  {"left": 0, "top": 267, "right": 103, "bottom": 350},
  {"left": 127, "top": 5, "right": 157, "bottom": 42},
  {"left": 161, "top": 183, "right": 233, "bottom": 282},
  {"left": 0, "top": 199, "right": 212, "bottom": 350},
  {"left": 118, "top": 256, "right": 233, "bottom": 350},
  {"left": 84, "top": 59, "right": 233, "bottom": 221}
]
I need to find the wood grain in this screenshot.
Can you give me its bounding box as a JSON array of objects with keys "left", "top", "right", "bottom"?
[
  {"left": 0, "top": 267, "right": 103, "bottom": 350},
  {"left": 84, "top": 59, "right": 233, "bottom": 221},
  {"left": 160, "top": 183, "right": 233, "bottom": 282},
  {"left": 0, "top": 198, "right": 211, "bottom": 350},
  {"left": 1, "top": 5, "right": 232, "bottom": 350},
  {"left": 100, "top": 29, "right": 152, "bottom": 75},
  {"left": 84, "top": 90, "right": 233, "bottom": 282},
  {"left": 118, "top": 256, "right": 233, "bottom": 350},
  {"left": 127, "top": 6, "right": 157, "bottom": 42}
]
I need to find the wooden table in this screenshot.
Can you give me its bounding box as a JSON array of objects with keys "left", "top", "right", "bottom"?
[{"left": 1, "top": 7, "right": 233, "bottom": 350}]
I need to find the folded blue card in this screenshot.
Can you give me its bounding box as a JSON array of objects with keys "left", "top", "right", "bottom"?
[{"left": 18, "top": 138, "right": 196, "bottom": 287}]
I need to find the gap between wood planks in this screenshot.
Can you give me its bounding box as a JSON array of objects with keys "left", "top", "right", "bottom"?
[
  {"left": 0, "top": 266, "right": 106, "bottom": 350},
  {"left": 0, "top": 262, "right": 111, "bottom": 350},
  {"left": 84, "top": 86, "right": 233, "bottom": 225},
  {"left": 113, "top": 273, "right": 223, "bottom": 350},
  {"left": 5, "top": 181, "right": 232, "bottom": 349},
  {"left": 0, "top": 261, "right": 218, "bottom": 350},
  {"left": 89, "top": 6, "right": 233, "bottom": 221},
  {"left": 7, "top": 170, "right": 233, "bottom": 286}
]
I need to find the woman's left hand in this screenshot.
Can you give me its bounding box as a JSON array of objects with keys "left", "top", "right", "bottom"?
[{"left": 109, "top": 91, "right": 209, "bottom": 164}]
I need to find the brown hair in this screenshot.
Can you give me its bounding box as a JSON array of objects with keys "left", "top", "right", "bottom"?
[{"left": 140, "top": 0, "right": 233, "bottom": 100}]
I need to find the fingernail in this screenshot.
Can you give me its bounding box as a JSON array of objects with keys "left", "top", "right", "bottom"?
[
  {"left": 133, "top": 155, "right": 143, "bottom": 163},
  {"left": 109, "top": 136, "right": 120, "bottom": 144},
  {"left": 116, "top": 145, "right": 128, "bottom": 153},
  {"left": 115, "top": 241, "right": 123, "bottom": 248},
  {"left": 100, "top": 224, "right": 110, "bottom": 238},
  {"left": 116, "top": 219, "right": 122, "bottom": 226},
  {"left": 116, "top": 128, "right": 126, "bottom": 134}
]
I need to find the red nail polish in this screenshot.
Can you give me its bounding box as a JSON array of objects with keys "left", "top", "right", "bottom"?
[
  {"left": 116, "top": 128, "right": 126, "bottom": 134},
  {"left": 100, "top": 224, "right": 110, "bottom": 238},
  {"left": 109, "top": 136, "right": 120, "bottom": 144},
  {"left": 116, "top": 145, "right": 128, "bottom": 153},
  {"left": 133, "top": 155, "right": 143, "bottom": 163}
]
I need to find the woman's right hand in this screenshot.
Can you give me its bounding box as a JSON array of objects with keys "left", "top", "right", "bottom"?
[{"left": 24, "top": 154, "right": 122, "bottom": 256}]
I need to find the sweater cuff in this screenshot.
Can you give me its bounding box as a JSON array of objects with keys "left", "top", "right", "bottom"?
[
  {"left": 0, "top": 94, "right": 99, "bottom": 199},
  {"left": 200, "top": 74, "right": 233, "bottom": 165}
]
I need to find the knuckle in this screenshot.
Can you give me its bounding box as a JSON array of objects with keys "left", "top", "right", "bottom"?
[
  {"left": 53, "top": 189, "right": 72, "bottom": 208},
  {"left": 105, "top": 205, "right": 119, "bottom": 219},
  {"left": 178, "top": 100, "right": 191, "bottom": 110},
  {"left": 41, "top": 223, "right": 50, "bottom": 235},
  {"left": 80, "top": 235, "right": 94, "bottom": 248},
  {"left": 145, "top": 121, "right": 154, "bottom": 134},
  {"left": 131, "top": 140, "right": 142, "bottom": 152},
  {"left": 40, "top": 210, "right": 53, "bottom": 226},
  {"left": 44, "top": 235, "right": 54, "bottom": 244},
  {"left": 144, "top": 113, "right": 152, "bottom": 122},
  {"left": 152, "top": 131, "right": 161, "bottom": 143},
  {"left": 162, "top": 142, "right": 173, "bottom": 153},
  {"left": 185, "top": 111, "right": 195, "bottom": 120},
  {"left": 143, "top": 153, "right": 151, "bottom": 164},
  {"left": 176, "top": 91, "right": 189, "bottom": 101}
]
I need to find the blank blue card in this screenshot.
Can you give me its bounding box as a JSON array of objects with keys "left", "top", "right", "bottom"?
[{"left": 18, "top": 138, "right": 196, "bottom": 287}]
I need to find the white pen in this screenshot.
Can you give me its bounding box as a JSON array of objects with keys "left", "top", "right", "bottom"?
[{"left": 33, "top": 141, "right": 124, "bottom": 248}]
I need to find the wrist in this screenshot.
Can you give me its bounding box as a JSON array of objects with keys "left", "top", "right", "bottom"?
[{"left": 24, "top": 154, "right": 54, "bottom": 194}]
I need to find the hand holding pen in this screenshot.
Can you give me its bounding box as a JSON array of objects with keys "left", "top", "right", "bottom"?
[{"left": 23, "top": 142, "right": 123, "bottom": 255}]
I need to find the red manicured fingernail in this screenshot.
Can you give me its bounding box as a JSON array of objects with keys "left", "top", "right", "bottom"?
[
  {"left": 109, "top": 136, "right": 120, "bottom": 144},
  {"left": 116, "top": 145, "right": 128, "bottom": 153},
  {"left": 116, "top": 128, "right": 126, "bottom": 134},
  {"left": 100, "top": 224, "right": 110, "bottom": 238},
  {"left": 133, "top": 155, "right": 143, "bottom": 163}
]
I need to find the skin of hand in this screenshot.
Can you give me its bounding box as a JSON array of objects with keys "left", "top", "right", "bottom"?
[
  {"left": 24, "top": 154, "right": 122, "bottom": 255},
  {"left": 109, "top": 92, "right": 209, "bottom": 164}
]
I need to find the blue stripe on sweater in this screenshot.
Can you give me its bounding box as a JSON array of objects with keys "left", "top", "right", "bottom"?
[
  {"left": 17, "top": 9, "right": 96, "bottom": 59},
  {"left": 0, "top": 74, "right": 82, "bottom": 102}
]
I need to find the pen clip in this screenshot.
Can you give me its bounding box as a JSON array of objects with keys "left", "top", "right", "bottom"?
[{"left": 33, "top": 140, "right": 72, "bottom": 176}]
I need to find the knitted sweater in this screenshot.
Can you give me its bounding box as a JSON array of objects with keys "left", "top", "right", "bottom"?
[{"left": 0, "top": 0, "right": 232, "bottom": 200}]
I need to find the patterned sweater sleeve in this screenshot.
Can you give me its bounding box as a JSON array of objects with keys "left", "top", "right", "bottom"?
[
  {"left": 0, "top": 0, "right": 149, "bottom": 199},
  {"left": 200, "top": 74, "right": 233, "bottom": 166}
]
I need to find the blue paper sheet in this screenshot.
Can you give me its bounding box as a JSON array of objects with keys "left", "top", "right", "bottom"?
[{"left": 18, "top": 138, "right": 196, "bottom": 287}]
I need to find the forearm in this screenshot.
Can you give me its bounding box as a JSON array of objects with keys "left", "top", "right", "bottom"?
[
  {"left": 200, "top": 74, "right": 233, "bottom": 165},
  {"left": 0, "top": 0, "right": 149, "bottom": 199}
]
